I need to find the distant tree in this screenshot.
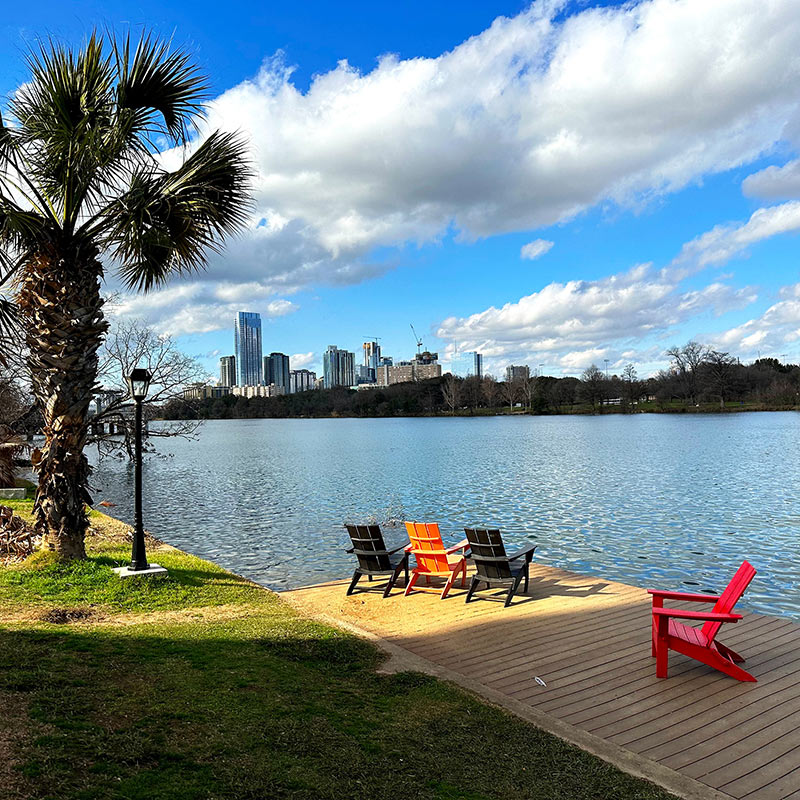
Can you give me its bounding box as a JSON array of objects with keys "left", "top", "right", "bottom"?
[
  {"left": 621, "top": 363, "right": 641, "bottom": 410},
  {"left": 462, "top": 375, "right": 482, "bottom": 411},
  {"left": 702, "top": 350, "right": 738, "bottom": 409},
  {"left": 92, "top": 318, "right": 206, "bottom": 459},
  {"left": 0, "top": 370, "right": 27, "bottom": 432},
  {"left": 520, "top": 371, "right": 538, "bottom": 411},
  {"left": 666, "top": 341, "right": 706, "bottom": 405},
  {"left": 441, "top": 373, "right": 461, "bottom": 415},
  {"left": 499, "top": 378, "right": 522, "bottom": 411},
  {"left": 579, "top": 364, "right": 606, "bottom": 411},
  {"left": 481, "top": 375, "right": 499, "bottom": 409}
]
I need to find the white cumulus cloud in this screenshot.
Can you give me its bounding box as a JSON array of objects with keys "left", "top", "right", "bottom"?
[
  {"left": 141, "top": 0, "right": 800, "bottom": 332},
  {"left": 742, "top": 159, "right": 800, "bottom": 200},
  {"left": 708, "top": 284, "right": 800, "bottom": 358},
  {"left": 289, "top": 351, "right": 316, "bottom": 370},
  {"left": 672, "top": 201, "right": 800, "bottom": 270},
  {"left": 111, "top": 283, "right": 299, "bottom": 336},
  {"left": 437, "top": 263, "right": 756, "bottom": 374},
  {"left": 520, "top": 239, "right": 554, "bottom": 260}
]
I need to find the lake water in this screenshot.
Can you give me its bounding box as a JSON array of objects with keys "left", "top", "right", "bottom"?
[{"left": 90, "top": 413, "right": 800, "bottom": 620}]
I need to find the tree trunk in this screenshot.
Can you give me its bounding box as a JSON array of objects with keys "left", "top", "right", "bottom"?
[{"left": 17, "top": 242, "right": 107, "bottom": 559}]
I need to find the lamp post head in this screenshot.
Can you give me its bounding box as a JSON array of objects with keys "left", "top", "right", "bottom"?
[{"left": 127, "top": 367, "right": 152, "bottom": 402}]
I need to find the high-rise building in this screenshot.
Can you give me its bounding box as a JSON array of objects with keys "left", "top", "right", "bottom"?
[
  {"left": 234, "top": 312, "right": 262, "bottom": 386},
  {"left": 354, "top": 364, "right": 375, "bottom": 384},
  {"left": 506, "top": 365, "right": 530, "bottom": 382},
  {"left": 289, "top": 369, "right": 317, "bottom": 393},
  {"left": 363, "top": 341, "right": 381, "bottom": 372},
  {"left": 263, "top": 352, "right": 290, "bottom": 393},
  {"left": 376, "top": 351, "right": 442, "bottom": 386},
  {"left": 323, "top": 345, "right": 355, "bottom": 389},
  {"left": 450, "top": 351, "right": 483, "bottom": 379},
  {"left": 219, "top": 355, "right": 236, "bottom": 387}
]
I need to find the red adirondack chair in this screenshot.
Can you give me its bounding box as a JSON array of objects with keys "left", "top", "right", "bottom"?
[
  {"left": 404, "top": 521, "right": 469, "bottom": 600},
  {"left": 648, "top": 560, "right": 757, "bottom": 682}
]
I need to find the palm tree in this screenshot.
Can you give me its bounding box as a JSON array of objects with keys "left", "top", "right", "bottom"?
[{"left": 0, "top": 32, "right": 250, "bottom": 558}]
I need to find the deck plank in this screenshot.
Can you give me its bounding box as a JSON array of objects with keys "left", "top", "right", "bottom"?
[{"left": 284, "top": 565, "right": 800, "bottom": 800}]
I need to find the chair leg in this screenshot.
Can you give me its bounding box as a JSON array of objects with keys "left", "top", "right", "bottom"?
[
  {"left": 655, "top": 638, "right": 669, "bottom": 678},
  {"left": 384, "top": 563, "right": 404, "bottom": 598},
  {"left": 505, "top": 573, "right": 524, "bottom": 608},
  {"left": 706, "top": 650, "right": 756, "bottom": 682},
  {"left": 404, "top": 570, "right": 421, "bottom": 596},
  {"left": 523, "top": 560, "right": 530, "bottom": 593},
  {"left": 460, "top": 561, "right": 467, "bottom": 588},
  {"left": 346, "top": 570, "right": 362, "bottom": 596},
  {"left": 465, "top": 576, "right": 480, "bottom": 603},
  {"left": 441, "top": 569, "right": 458, "bottom": 600},
  {"left": 717, "top": 642, "right": 745, "bottom": 663}
]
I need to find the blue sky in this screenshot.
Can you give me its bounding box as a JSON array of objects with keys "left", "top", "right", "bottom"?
[{"left": 4, "top": 0, "right": 800, "bottom": 379}]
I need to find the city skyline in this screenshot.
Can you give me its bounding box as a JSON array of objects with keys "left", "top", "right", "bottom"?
[{"left": 11, "top": 2, "right": 800, "bottom": 382}]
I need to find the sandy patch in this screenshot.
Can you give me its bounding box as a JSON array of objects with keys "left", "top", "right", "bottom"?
[{"left": 0, "top": 603, "right": 261, "bottom": 628}]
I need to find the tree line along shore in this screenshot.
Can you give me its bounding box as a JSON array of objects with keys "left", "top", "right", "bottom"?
[{"left": 162, "top": 350, "right": 800, "bottom": 420}]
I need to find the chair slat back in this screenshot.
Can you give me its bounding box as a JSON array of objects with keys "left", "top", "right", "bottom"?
[
  {"left": 405, "top": 521, "right": 450, "bottom": 574},
  {"left": 465, "top": 528, "right": 512, "bottom": 581},
  {"left": 703, "top": 560, "right": 757, "bottom": 642},
  {"left": 345, "top": 523, "right": 391, "bottom": 572}
]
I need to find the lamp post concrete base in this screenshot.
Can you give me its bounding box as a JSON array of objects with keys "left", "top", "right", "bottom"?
[{"left": 112, "top": 563, "right": 168, "bottom": 579}]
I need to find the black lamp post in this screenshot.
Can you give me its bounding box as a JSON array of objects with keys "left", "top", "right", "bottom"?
[{"left": 126, "top": 367, "right": 152, "bottom": 571}]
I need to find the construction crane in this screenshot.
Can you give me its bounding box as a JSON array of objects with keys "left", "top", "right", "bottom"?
[{"left": 410, "top": 324, "right": 423, "bottom": 356}]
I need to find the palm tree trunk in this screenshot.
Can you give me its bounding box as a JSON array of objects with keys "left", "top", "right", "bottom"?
[{"left": 17, "top": 242, "right": 108, "bottom": 559}]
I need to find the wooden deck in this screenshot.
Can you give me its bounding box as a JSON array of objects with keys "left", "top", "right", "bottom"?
[{"left": 283, "top": 563, "right": 800, "bottom": 800}]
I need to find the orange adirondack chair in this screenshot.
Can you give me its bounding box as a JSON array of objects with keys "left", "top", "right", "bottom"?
[
  {"left": 404, "top": 521, "right": 469, "bottom": 600},
  {"left": 649, "top": 560, "right": 757, "bottom": 682}
]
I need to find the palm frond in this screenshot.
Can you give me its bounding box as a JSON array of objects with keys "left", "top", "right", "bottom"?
[
  {"left": 115, "top": 32, "right": 209, "bottom": 145},
  {"left": 108, "top": 131, "right": 252, "bottom": 291},
  {"left": 9, "top": 31, "right": 116, "bottom": 226},
  {"left": 0, "top": 110, "right": 17, "bottom": 164},
  {"left": 0, "top": 252, "right": 21, "bottom": 367},
  {"left": 0, "top": 198, "right": 48, "bottom": 248}
]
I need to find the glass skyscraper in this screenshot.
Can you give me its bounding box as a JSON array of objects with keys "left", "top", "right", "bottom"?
[
  {"left": 450, "top": 351, "right": 483, "bottom": 379},
  {"left": 323, "top": 345, "right": 355, "bottom": 388},
  {"left": 263, "top": 352, "right": 290, "bottom": 393},
  {"left": 234, "top": 312, "right": 262, "bottom": 386},
  {"left": 219, "top": 355, "right": 236, "bottom": 387}
]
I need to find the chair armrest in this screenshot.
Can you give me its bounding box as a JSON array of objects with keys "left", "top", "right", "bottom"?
[
  {"left": 445, "top": 538, "right": 470, "bottom": 554},
  {"left": 652, "top": 607, "right": 742, "bottom": 623},
  {"left": 508, "top": 544, "right": 537, "bottom": 561},
  {"left": 648, "top": 589, "right": 720, "bottom": 603},
  {"left": 388, "top": 542, "right": 411, "bottom": 555},
  {"left": 345, "top": 547, "right": 354, "bottom": 554}
]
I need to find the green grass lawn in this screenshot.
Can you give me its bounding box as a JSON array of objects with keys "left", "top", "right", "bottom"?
[{"left": 0, "top": 500, "right": 676, "bottom": 800}]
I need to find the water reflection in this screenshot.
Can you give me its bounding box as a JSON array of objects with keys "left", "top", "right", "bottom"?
[{"left": 89, "top": 413, "right": 800, "bottom": 619}]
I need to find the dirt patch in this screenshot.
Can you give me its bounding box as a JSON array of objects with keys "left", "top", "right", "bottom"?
[
  {"left": 39, "top": 607, "right": 97, "bottom": 625},
  {"left": 0, "top": 603, "right": 259, "bottom": 628}
]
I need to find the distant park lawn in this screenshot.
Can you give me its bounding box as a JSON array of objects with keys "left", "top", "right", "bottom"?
[{"left": 0, "top": 501, "right": 675, "bottom": 800}]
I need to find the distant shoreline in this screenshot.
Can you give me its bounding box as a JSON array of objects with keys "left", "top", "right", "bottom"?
[{"left": 160, "top": 401, "right": 800, "bottom": 422}]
